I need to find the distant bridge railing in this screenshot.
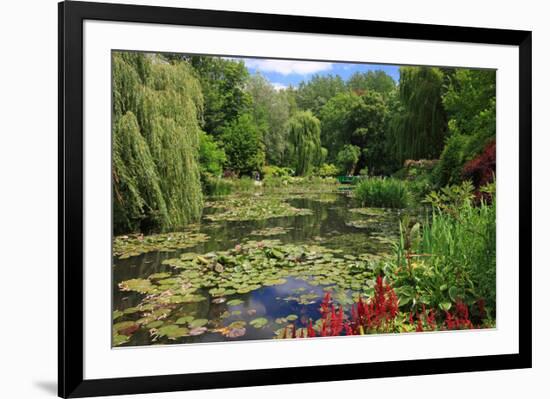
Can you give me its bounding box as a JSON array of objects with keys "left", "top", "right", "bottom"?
[{"left": 336, "top": 175, "right": 364, "bottom": 185}]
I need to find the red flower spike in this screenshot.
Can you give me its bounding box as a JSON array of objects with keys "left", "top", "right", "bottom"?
[
  {"left": 416, "top": 317, "right": 424, "bottom": 332},
  {"left": 307, "top": 321, "right": 316, "bottom": 338}
]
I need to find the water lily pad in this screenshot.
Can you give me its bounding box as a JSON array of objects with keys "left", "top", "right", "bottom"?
[
  {"left": 175, "top": 316, "right": 194, "bottom": 325},
  {"left": 286, "top": 314, "right": 298, "bottom": 321},
  {"left": 113, "top": 333, "right": 129, "bottom": 346},
  {"left": 148, "top": 272, "right": 172, "bottom": 280},
  {"left": 228, "top": 321, "right": 247, "bottom": 329},
  {"left": 189, "top": 319, "right": 208, "bottom": 328},
  {"left": 118, "top": 278, "right": 154, "bottom": 294},
  {"left": 249, "top": 317, "right": 269, "bottom": 328},
  {"left": 113, "top": 310, "right": 124, "bottom": 320},
  {"left": 113, "top": 321, "right": 137, "bottom": 333},
  {"left": 157, "top": 325, "right": 189, "bottom": 339},
  {"left": 179, "top": 294, "right": 207, "bottom": 303},
  {"left": 227, "top": 299, "right": 244, "bottom": 306},
  {"left": 209, "top": 287, "right": 226, "bottom": 296},
  {"left": 146, "top": 320, "right": 163, "bottom": 329}
]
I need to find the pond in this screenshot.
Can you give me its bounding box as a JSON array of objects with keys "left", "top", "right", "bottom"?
[{"left": 112, "top": 192, "right": 413, "bottom": 346}]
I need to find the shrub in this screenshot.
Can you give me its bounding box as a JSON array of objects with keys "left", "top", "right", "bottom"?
[
  {"left": 433, "top": 134, "right": 468, "bottom": 187},
  {"left": 354, "top": 178, "right": 410, "bottom": 208},
  {"left": 262, "top": 165, "right": 293, "bottom": 178},
  {"left": 462, "top": 139, "right": 496, "bottom": 189},
  {"left": 317, "top": 163, "right": 339, "bottom": 177}
]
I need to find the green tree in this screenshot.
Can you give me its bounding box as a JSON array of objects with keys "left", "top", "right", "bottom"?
[
  {"left": 295, "top": 74, "right": 346, "bottom": 116},
  {"left": 388, "top": 66, "right": 448, "bottom": 163},
  {"left": 198, "top": 131, "right": 226, "bottom": 176},
  {"left": 319, "top": 91, "right": 388, "bottom": 174},
  {"left": 346, "top": 91, "right": 388, "bottom": 174},
  {"left": 187, "top": 56, "right": 252, "bottom": 136},
  {"left": 442, "top": 69, "right": 496, "bottom": 157},
  {"left": 347, "top": 70, "right": 396, "bottom": 98},
  {"left": 245, "top": 74, "right": 291, "bottom": 165},
  {"left": 319, "top": 92, "right": 363, "bottom": 158},
  {"left": 220, "top": 114, "right": 265, "bottom": 175},
  {"left": 112, "top": 52, "right": 204, "bottom": 233},
  {"left": 287, "top": 111, "right": 322, "bottom": 175},
  {"left": 336, "top": 144, "right": 361, "bottom": 175}
]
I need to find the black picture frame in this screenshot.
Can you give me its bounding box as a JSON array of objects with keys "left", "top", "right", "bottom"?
[{"left": 58, "top": 1, "right": 532, "bottom": 397}]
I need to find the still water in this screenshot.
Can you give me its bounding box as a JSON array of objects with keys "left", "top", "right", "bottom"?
[{"left": 113, "top": 194, "right": 405, "bottom": 345}]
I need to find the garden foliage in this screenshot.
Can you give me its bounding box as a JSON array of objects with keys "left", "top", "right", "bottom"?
[
  {"left": 112, "top": 52, "right": 204, "bottom": 233},
  {"left": 354, "top": 178, "right": 410, "bottom": 208}
]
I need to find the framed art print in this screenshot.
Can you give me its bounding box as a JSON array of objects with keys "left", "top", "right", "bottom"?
[{"left": 58, "top": 1, "right": 532, "bottom": 397}]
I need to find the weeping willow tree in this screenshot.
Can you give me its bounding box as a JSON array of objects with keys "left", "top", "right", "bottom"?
[
  {"left": 388, "top": 67, "right": 447, "bottom": 164},
  {"left": 287, "top": 111, "right": 322, "bottom": 176},
  {"left": 112, "top": 52, "right": 204, "bottom": 234}
]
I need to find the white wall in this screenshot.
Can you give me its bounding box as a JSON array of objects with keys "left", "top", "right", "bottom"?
[{"left": 0, "top": 0, "right": 545, "bottom": 398}]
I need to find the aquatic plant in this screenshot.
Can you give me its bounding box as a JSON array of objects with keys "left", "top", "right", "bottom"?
[
  {"left": 113, "top": 239, "right": 383, "bottom": 346},
  {"left": 113, "top": 230, "right": 209, "bottom": 258},
  {"left": 250, "top": 227, "right": 293, "bottom": 237},
  {"left": 204, "top": 195, "right": 313, "bottom": 222},
  {"left": 354, "top": 177, "right": 410, "bottom": 208}
]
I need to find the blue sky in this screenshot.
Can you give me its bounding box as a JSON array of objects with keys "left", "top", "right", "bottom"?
[{"left": 238, "top": 57, "right": 400, "bottom": 90}]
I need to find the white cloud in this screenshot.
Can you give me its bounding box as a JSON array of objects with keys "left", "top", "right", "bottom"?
[
  {"left": 244, "top": 59, "right": 333, "bottom": 76},
  {"left": 271, "top": 82, "right": 288, "bottom": 91}
]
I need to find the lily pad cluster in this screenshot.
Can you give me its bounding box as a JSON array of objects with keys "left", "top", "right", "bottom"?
[
  {"left": 113, "top": 230, "right": 210, "bottom": 259},
  {"left": 286, "top": 193, "right": 339, "bottom": 203},
  {"left": 250, "top": 226, "right": 293, "bottom": 237},
  {"left": 113, "top": 239, "right": 385, "bottom": 346},
  {"left": 204, "top": 196, "right": 313, "bottom": 222}
]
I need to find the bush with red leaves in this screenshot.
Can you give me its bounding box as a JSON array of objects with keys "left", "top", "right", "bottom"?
[{"left": 462, "top": 140, "right": 496, "bottom": 189}]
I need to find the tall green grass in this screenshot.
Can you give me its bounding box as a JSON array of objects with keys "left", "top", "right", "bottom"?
[
  {"left": 354, "top": 177, "right": 410, "bottom": 208},
  {"left": 394, "top": 182, "right": 496, "bottom": 316},
  {"left": 203, "top": 176, "right": 256, "bottom": 196}
]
